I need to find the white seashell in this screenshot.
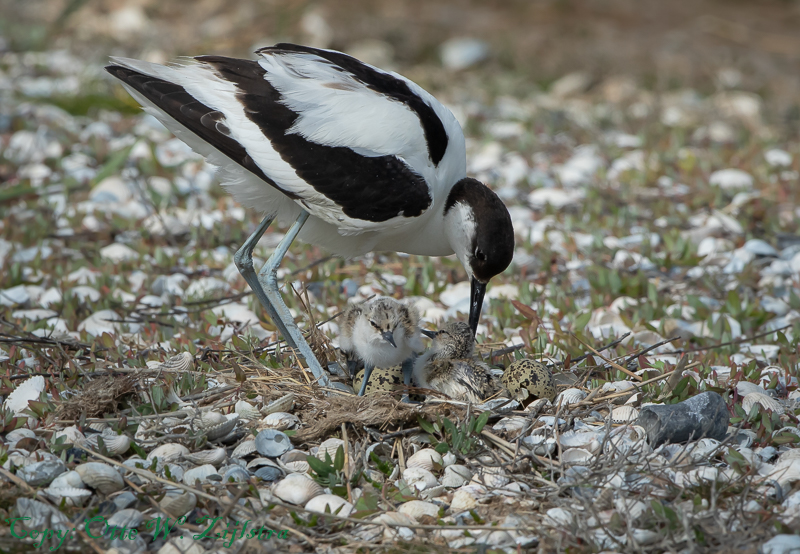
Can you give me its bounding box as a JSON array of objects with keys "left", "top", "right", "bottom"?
[
  {"left": 153, "top": 352, "right": 193, "bottom": 372},
  {"left": 284, "top": 461, "right": 311, "bottom": 473},
  {"left": 75, "top": 462, "right": 124, "bottom": 494},
  {"left": 232, "top": 440, "right": 257, "bottom": 459},
  {"left": 316, "top": 438, "right": 346, "bottom": 461},
  {"left": 41, "top": 486, "right": 92, "bottom": 507},
  {"left": 441, "top": 452, "right": 457, "bottom": 467},
  {"left": 261, "top": 393, "right": 296, "bottom": 415},
  {"left": 450, "top": 488, "right": 478, "bottom": 512},
  {"left": 6, "top": 429, "right": 36, "bottom": 444},
  {"left": 558, "top": 430, "right": 601, "bottom": 451},
  {"left": 402, "top": 467, "right": 439, "bottom": 491},
  {"left": 272, "top": 474, "right": 323, "bottom": 505},
  {"left": 160, "top": 488, "right": 197, "bottom": 517},
  {"left": 561, "top": 448, "right": 594, "bottom": 465},
  {"left": 406, "top": 448, "right": 443, "bottom": 472},
  {"left": 742, "top": 392, "right": 784, "bottom": 415},
  {"left": 120, "top": 456, "right": 154, "bottom": 485},
  {"left": 441, "top": 465, "right": 473, "bottom": 488},
  {"left": 611, "top": 406, "right": 639, "bottom": 423},
  {"left": 4, "top": 376, "right": 45, "bottom": 415},
  {"left": 492, "top": 417, "right": 528, "bottom": 436},
  {"left": 615, "top": 498, "right": 648, "bottom": 521},
  {"left": 247, "top": 457, "right": 282, "bottom": 470},
  {"left": 182, "top": 447, "right": 227, "bottom": 467},
  {"left": 761, "top": 535, "right": 800, "bottom": 554},
  {"left": 107, "top": 508, "right": 144, "bottom": 529},
  {"left": 398, "top": 500, "right": 440, "bottom": 519},
  {"left": 281, "top": 449, "right": 310, "bottom": 463},
  {"left": 778, "top": 449, "right": 800, "bottom": 464},
  {"left": 544, "top": 507, "right": 573, "bottom": 526},
  {"left": 305, "top": 494, "right": 353, "bottom": 517},
  {"left": 420, "top": 484, "right": 446, "bottom": 499},
  {"left": 235, "top": 400, "right": 261, "bottom": 420},
  {"left": 50, "top": 470, "right": 84, "bottom": 489},
  {"left": 471, "top": 468, "right": 509, "bottom": 488},
  {"left": 203, "top": 413, "right": 240, "bottom": 440},
  {"left": 556, "top": 388, "right": 587, "bottom": 405},
  {"left": 183, "top": 464, "right": 219, "bottom": 486},
  {"left": 601, "top": 380, "right": 637, "bottom": 393},
  {"left": 87, "top": 421, "right": 109, "bottom": 433},
  {"left": 16, "top": 460, "right": 66, "bottom": 486},
  {"left": 766, "top": 460, "right": 800, "bottom": 487},
  {"left": 222, "top": 465, "right": 251, "bottom": 483},
  {"left": 79, "top": 433, "right": 131, "bottom": 455},
  {"left": 522, "top": 435, "right": 557, "bottom": 456},
  {"left": 372, "top": 511, "right": 417, "bottom": 540},
  {"left": 147, "top": 443, "right": 189, "bottom": 465},
  {"left": 736, "top": 381, "right": 766, "bottom": 396},
  {"left": 260, "top": 412, "right": 299, "bottom": 431},
  {"left": 163, "top": 463, "right": 186, "bottom": 483},
  {"left": 364, "top": 442, "right": 393, "bottom": 466}
]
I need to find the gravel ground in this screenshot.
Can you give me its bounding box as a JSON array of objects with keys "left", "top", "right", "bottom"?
[{"left": 1, "top": 2, "right": 800, "bottom": 553}]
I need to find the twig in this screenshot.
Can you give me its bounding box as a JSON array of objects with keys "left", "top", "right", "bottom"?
[
  {"left": 662, "top": 324, "right": 792, "bottom": 355},
  {"left": 572, "top": 333, "right": 642, "bottom": 381}
]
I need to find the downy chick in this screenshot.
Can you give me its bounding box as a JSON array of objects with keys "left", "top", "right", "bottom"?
[
  {"left": 412, "top": 320, "right": 491, "bottom": 403},
  {"left": 339, "top": 296, "right": 423, "bottom": 396}
]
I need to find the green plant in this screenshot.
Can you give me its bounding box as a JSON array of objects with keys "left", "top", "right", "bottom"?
[
  {"left": 307, "top": 445, "right": 359, "bottom": 497},
  {"left": 418, "top": 411, "right": 490, "bottom": 457}
]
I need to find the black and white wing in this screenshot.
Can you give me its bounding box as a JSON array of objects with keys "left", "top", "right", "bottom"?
[{"left": 105, "top": 44, "right": 466, "bottom": 233}]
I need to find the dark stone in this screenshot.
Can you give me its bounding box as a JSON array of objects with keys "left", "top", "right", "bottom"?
[{"left": 637, "top": 391, "right": 729, "bottom": 447}]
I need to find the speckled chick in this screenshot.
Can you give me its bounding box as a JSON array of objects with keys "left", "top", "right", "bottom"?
[
  {"left": 339, "top": 296, "right": 423, "bottom": 369},
  {"left": 412, "top": 321, "right": 491, "bottom": 403},
  {"left": 339, "top": 296, "right": 423, "bottom": 396},
  {"left": 501, "top": 359, "right": 556, "bottom": 402}
]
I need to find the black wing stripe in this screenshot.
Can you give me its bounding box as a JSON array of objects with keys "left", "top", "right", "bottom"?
[
  {"left": 257, "top": 43, "right": 449, "bottom": 166},
  {"left": 196, "top": 56, "right": 432, "bottom": 223},
  {"left": 104, "top": 64, "right": 295, "bottom": 199}
]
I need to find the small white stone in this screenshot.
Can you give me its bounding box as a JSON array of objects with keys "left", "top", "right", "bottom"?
[
  {"left": 440, "top": 38, "right": 489, "bottom": 70},
  {"left": 765, "top": 149, "right": 792, "bottom": 167},
  {"left": 709, "top": 169, "right": 753, "bottom": 191},
  {"left": 100, "top": 243, "right": 139, "bottom": 263}
]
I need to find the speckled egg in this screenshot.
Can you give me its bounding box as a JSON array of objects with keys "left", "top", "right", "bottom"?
[
  {"left": 501, "top": 359, "right": 556, "bottom": 403},
  {"left": 353, "top": 366, "right": 404, "bottom": 395}
]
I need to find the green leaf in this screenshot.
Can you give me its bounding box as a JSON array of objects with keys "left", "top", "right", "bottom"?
[
  {"left": 434, "top": 442, "right": 449, "bottom": 455},
  {"left": 417, "top": 416, "right": 436, "bottom": 435},
  {"left": 306, "top": 455, "right": 332, "bottom": 477},
  {"left": 473, "top": 411, "right": 490, "bottom": 434},
  {"left": 334, "top": 445, "right": 345, "bottom": 472}
]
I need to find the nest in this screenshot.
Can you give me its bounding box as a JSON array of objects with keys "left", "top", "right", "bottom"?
[
  {"left": 293, "top": 393, "right": 457, "bottom": 442},
  {"left": 53, "top": 375, "right": 135, "bottom": 420}
]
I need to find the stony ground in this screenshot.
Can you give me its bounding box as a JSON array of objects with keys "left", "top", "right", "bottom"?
[{"left": 2, "top": 1, "right": 800, "bottom": 553}]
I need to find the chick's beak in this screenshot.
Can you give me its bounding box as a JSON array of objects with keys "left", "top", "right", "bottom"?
[
  {"left": 469, "top": 278, "right": 487, "bottom": 338},
  {"left": 381, "top": 331, "right": 397, "bottom": 348},
  {"left": 421, "top": 329, "right": 438, "bottom": 339}
]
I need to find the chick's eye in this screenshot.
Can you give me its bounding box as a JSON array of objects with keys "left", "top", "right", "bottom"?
[
  {"left": 370, "top": 321, "right": 380, "bottom": 330},
  {"left": 475, "top": 249, "right": 487, "bottom": 262}
]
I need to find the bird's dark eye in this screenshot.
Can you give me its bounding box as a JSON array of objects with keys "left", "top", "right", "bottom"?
[
  {"left": 370, "top": 321, "right": 380, "bottom": 330},
  {"left": 475, "top": 249, "right": 487, "bottom": 261}
]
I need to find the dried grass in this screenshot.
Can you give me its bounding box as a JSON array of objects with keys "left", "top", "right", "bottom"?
[
  {"left": 293, "top": 393, "right": 458, "bottom": 442},
  {"left": 53, "top": 375, "right": 135, "bottom": 420}
]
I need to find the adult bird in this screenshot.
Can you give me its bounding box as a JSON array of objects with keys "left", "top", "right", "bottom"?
[{"left": 105, "top": 44, "right": 515, "bottom": 389}]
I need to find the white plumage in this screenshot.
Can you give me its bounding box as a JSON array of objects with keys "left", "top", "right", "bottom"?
[{"left": 106, "top": 44, "right": 514, "bottom": 390}]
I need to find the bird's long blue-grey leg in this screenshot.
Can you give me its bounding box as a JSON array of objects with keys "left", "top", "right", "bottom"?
[
  {"left": 358, "top": 364, "right": 374, "bottom": 396},
  {"left": 400, "top": 354, "right": 416, "bottom": 403},
  {"left": 257, "top": 210, "right": 330, "bottom": 387},
  {"left": 233, "top": 214, "right": 290, "bottom": 339}
]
